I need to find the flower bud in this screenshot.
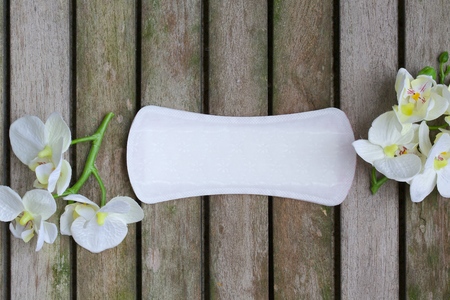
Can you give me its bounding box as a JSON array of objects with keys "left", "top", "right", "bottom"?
[{"left": 439, "top": 51, "right": 449, "bottom": 63}]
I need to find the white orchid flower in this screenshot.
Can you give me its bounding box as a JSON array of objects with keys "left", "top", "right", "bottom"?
[
  {"left": 410, "top": 133, "right": 450, "bottom": 202},
  {"left": 61, "top": 194, "right": 144, "bottom": 253},
  {"left": 0, "top": 186, "right": 58, "bottom": 251},
  {"left": 393, "top": 68, "right": 448, "bottom": 127},
  {"left": 352, "top": 111, "right": 422, "bottom": 182},
  {"left": 9, "top": 113, "right": 72, "bottom": 195}
]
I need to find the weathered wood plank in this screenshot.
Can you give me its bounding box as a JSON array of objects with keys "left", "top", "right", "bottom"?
[
  {"left": 405, "top": 1, "right": 450, "bottom": 298},
  {"left": 340, "top": 0, "right": 399, "bottom": 297},
  {"left": 75, "top": 1, "right": 137, "bottom": 298},
  {"left": 9, "top": 1, "right": 71, "bottom": 298},
  {"left": 0, "top": 2, "right": 5, "bottom": 299},
  {"left": 272, "top": 0, "right": 335, "bottom": 298},
  {"left": 140, "top": 0, "right": 203, "bottom": 298},
  {"left": 208, "top": 0, "right": 269, "bottom": 298}
]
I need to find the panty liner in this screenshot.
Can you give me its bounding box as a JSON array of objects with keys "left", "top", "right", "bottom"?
[{"left": 127, "top": 105, "right": 356, "bottom": 206}]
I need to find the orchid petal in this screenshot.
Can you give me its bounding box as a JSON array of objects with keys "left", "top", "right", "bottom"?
[
  {"left": 437, "top": 166, "right": 450, "bottom": 198},
  {"left": 425, "top": 91, "right": 449, "bottom": 121},
  {"left": 35, "top": 217, "right": 45, "bottom": 251},
  {"left": 373, "top": 155, "right": 422, "bottom": 182},
  {"left": 352, "top": 140, "right": 384, "bottom": 164},
  {"left": 395, "top": 68, "right": 413, "bottom": 100},
  {"left": 368, "top": 111, "right": 403, "bottom": 146},
  {"left": 21, "top": 228, "right": 35, "bottom": 243},
  {"left": 35, "top": 163, "right": 54, "bottom": 185},
  {"left": 47, "top": 164, "right": 62, "bottom": 194},
  {"left": 45, "top": 112, "right": 71, "bottom": 153},
  {"left": 22, "top": 189, "right": 56, "bottom": 220},
  {"left": 9, "top": 115, "right": 46, "bottom": 165},
  {"left": 410, "top": 168, "right": 437, "bottom": 202},
  {"left": 60, "top": 204, "right": 76, "bottom": 235},
  {"left": 419, "top": 121, "right": 432, "bottom": 157},
  {"left": 71, "top": 215, "right": 128, "bottom": 253},
  {"left": 0, "top": 186, "right": 24, "bottom": 221},
  {"left": 75, "top": 205, "right": 97, "bottom": 221},
  {"left": 107, "top": 196, "right": 144, "bottom": 224},
  {"left": 98, "top": 200, "right": 130, "bottom": 214},
  {"left": 56, "top": 160, "right": 72, "bottom": 195},
  {"left": 425, "top": 134, "right": 450, "bottom": 169},
  {"left": 9, "top": 220, "right": 24, "bottom": 239},
  {"left": 42, "top": 221, "right": 58, "bottom": 244},
  {"left": 63, "top": 194, "right": 99, "bottom": 207}
]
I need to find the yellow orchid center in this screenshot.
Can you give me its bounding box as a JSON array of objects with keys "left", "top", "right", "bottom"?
[
  {"left": 38, "top": 145, "right": 52, "bottom": 158},
  {"left": 401, "top": 103, "right": 415, "bottom": 116},
  {"left": 434, "top": 152, "right": 450, "bottom": 170},
  {"left": 96, "top": 212, "right": 108, "bottom": 226},
  {"left": 412, "top": 92, "right": 421, "bottom": 101},
  {"left": 19, "top": 211, "right": 34, "bottom": 226},
  {"left": 384, "top": 144, "right": 398, "bottom": 158},
  {"left": 72, "top": 210, "right": 80, "bottom": 220}
]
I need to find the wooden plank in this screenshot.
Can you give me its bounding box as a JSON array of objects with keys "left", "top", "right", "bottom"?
[
  {"left": 0, "top": 2, "right": 5, "bottom": 298},
  {"left": 272, "top": 0, "right": 335, "bottom": 298},
  {"left": 340, "top": 0, "right": 399, "bottom": 297},
  {"left": 75, "top": 1, "right": 137, "bottom": 298},
  {"left": 140, "top": 0, "right": 203, "bottom": 298},
  {"left": 208, "top": 0, "right": 269, "bottom": 298},
  {"left": 9, "top": 1, "right": 71, "bottom": 298},
  {"left": 405, "top": 1, "right": 450, "bottom": 298}
]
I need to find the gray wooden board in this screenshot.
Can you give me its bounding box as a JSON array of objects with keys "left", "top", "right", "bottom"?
[
  {"left": 75, "top": 1, "right": 137, "bottom": 298},
  {"left": 405, "top": 0, "right": 450, "bottom": 298},
  {"left": 340, "top": 0, "right": 399, "bottom": 297},
  {"left": 140, "top": 0, "right": 203, "bottom": 298},
  {"left": 208, "top": 0, "right": 269, "bottom": 298},
  {"left": 9, "top": 1, "right": 71, "bottom": 298},
  {"left": 272, "top": 0, "right": 336, "bottom": 298}
]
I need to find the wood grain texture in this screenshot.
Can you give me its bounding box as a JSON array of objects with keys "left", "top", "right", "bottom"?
[
  {"left": 208, "top": 0, "right": 269, "bottom": 298},
  {"left": 405, "top": 1, "right": 450, "bottom": 298},
  {"left": 140, "top": 0, "right": 203, "bottom": 298},
  {"left": 75, "top": 1, "right": 137, "bottom": 298},
  {"left": 340, "top": 0, "right": 399, "bottom": 297},
  {"left": 0, "top": 3, "right": 5, "bottom": 299},
  {"left": 272, "top": 0, "right": 335, "bottom": 298},
  {"left": 9, "top": 1, "right": 71, "bottom": 299}
]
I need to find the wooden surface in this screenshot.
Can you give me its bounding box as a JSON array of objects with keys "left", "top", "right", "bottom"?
[
  {"left": 1, "top": 0, "right": 449, "bottom": 299},
  {"left": 340, "top": 0, "right": 400, "bottom": 298},
  {"left": 208, "top": 0, "right": 268, "bottom": 298},
  {"left": 141, "top": 0, "right": 203, "bottom": 298},
  {"left": 405, "top": 1, "right": 450, "bottom": 298}
]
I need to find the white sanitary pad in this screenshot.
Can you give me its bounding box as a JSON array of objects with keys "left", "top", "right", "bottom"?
[{"left": 127, "top": 105, "right": 356, "bottom": 206}]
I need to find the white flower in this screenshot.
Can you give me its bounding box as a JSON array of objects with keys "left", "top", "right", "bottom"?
[
  {"left": 410, "top": 133, "right": 450, "bottom": 202},
  {"left": 9, "top": 113, "right": 72, "bottom": 195},
  {"left": 352, "top": 111, "right": 422, "bottom": 181},
  {"left": 61, "top": 194, "right": 144, "bottom": 253},
  {"left": 0, "top": 186, "right": 57, "bottom": 251},
  {"left": 393, "top": 68, "right": 448, "bottom": 126}
]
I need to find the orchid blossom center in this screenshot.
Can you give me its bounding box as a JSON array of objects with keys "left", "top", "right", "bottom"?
[
  {"left": 383, "top": 144, "right": 408, "bottom": 158},
  {"left": 96, "top": 212, "right": 108, "bottom": 226},
  {"left": 434, "top": 152, "right": 450, "bottom": 170},
  {"left": 19, "top": 211, "right": 34, "bottom": 226},
  {"left": 38, "top": 145, "right": 53, "bottom": 159}
]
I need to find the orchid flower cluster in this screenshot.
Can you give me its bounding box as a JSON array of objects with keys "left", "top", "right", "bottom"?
[
  {"left": 0, "top": 112, "right": 143, "bottom": 253},
  {"left": 353, "top": 52, "right": 450, "bottom": 202}
]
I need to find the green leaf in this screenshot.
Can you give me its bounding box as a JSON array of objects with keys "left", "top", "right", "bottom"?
[{"left": 418, "top": 66, "right": 437, "bottom": 81}]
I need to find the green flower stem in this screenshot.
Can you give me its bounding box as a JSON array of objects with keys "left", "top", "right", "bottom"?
[
  {"left": 92, "top": 167, "right": 107, "bottom": 207},
  {"left": 439, "top": 62, "right": 445, "bottom": 84},
  {"left": 56, "top": 112, "right": 114, "bottom": 205},
  {"left": 428, "top": 123, "right": 447, "bottom": 130},
  {"left": 71, "top": 136, "right": 97, "bottom": 145},
  {"left": 370, "top": 167, "right": 389, "bottom": 195}
]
